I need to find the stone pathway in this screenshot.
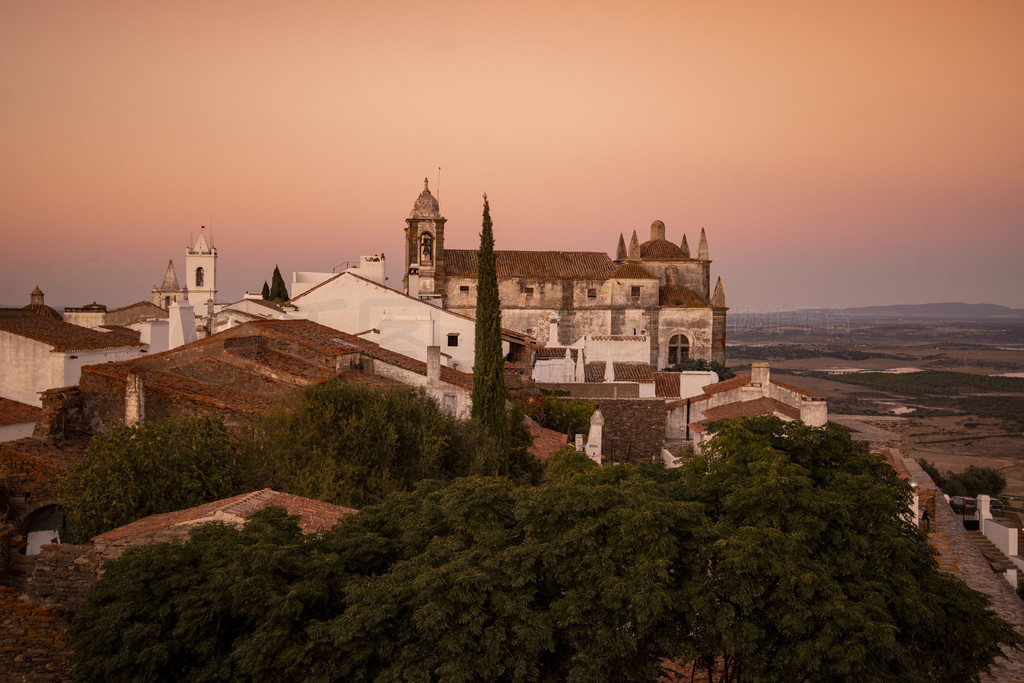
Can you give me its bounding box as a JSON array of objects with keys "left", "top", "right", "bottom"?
[{"left": 904, "top": 458, "right": 1024, "bottom": 682}]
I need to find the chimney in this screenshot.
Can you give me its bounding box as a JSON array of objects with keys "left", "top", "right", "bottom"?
[
  {"left": 168, "top": 297, "right": 196, "bottom": 349},
  {"left": 125, "top": 372, "right": 145, "bottom": 427},
  {"left": 427, "top": 345, "right": 441, "bottom": 384},
  {"left": 751, "top": 362, "right": 770, "bottom": 388},
  {"left": 650, "top": 220, "right": 666, "bottom": 242},
  {"left": 407, "top": 264, "right": 420, "bottom": 298}
]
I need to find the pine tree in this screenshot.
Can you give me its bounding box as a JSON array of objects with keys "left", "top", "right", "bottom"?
[
  {"left": 270, "top": 266, "right": 288, "bottom": 303},
  {"left": 472, "top": 194, "right": 510, "bottom": 468},
  {"left": 261, "top": 281, "right": 271, "bottom": 301}
]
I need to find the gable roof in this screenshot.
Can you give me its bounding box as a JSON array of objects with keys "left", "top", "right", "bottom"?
[
  {"left": 659, "top": 285, "right": 709, "bottom": 308},
  {"left": 690, "top": 397, "right": 801, "bottom": 432},
  {"left": 93, "top": 489, "right": 357, "bottom": 546},
  {"left": 0, "top": 397, "right": 43, "bottom": 426},
  {"left": 611, "top": 263, "right": 658, "bottom": 279},
  {"left": 584, "top": 361, "right": 655, "bottom": 383},
  {"left": 0, "top": 309, "right": 144, "bottom": 352},
  {"left": 445, "top": 249, "right": 617, "bottom": 280}
]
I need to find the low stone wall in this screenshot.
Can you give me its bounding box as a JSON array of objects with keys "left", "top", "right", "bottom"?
[
  {"left": 536, "top": 382, "right": 641, "bottom": 399},
  {"left": 593, "top": 398, "right": 667, "bottom": 463},
  {"left": 21, "top": 544, "right": 101, "bottom": 619}
]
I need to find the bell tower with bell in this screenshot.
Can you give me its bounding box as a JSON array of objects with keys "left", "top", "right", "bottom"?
[{"left": 403, "top": 178, "right": 447, "bottom": 304}]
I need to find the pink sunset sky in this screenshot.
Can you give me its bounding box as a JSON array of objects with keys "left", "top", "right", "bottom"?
[{"left": 2, "top": 1, "right": 1022, "bottom": 314}]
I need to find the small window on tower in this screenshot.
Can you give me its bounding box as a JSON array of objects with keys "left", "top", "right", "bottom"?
[
  {"left": 195, "top": 267, "right": 205, "bottom": 287},
  {"left": 447, "top": 334, "right": 459, "bottom": 347},
  {"left": 460, "top": 285, "right": 470, "bottom": 293},
  {"left": 587, "top": 288, "right": 597, "bottom": 298},
  {"left": 630, "top": 286, "right": 641, "bottom": 298},
  {"left": 524, "top": 287, "right": 534, "bottom": 297}
]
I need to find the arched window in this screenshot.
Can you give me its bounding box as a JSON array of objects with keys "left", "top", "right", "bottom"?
[
  {"left": 420, "top": 233, "right": 434, "bottom": 265},
  {"left": 164, "top": 296, "right": 171, "bottom": 309},
  {"left": 195, "top": 267, "right": 205, "bottom": 287},
  {"left": 668, "top": 334, "right": 689, "bottom": 365}
]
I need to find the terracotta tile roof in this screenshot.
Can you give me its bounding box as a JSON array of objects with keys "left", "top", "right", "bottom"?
[
  {"left": 337, "top": 369, "right": 402, "bottom": 388},
  {"left": 639, "top": 239, "right": 690, "bottom": 261},
  {"left": 21, "top": 303, "right": 62, "bottom": 320},
  {"left": 659, "top": 284, "right": 709, "bottom": 308},
  {"left": 690, "top": 397, "right": 801, "bottom": 432},
  {"left": 702, "top": 373, "right": 752, "bottom": 395},
  {"left": 584, "top": 361, "right": 654, "bottom": 383},
  {"left": 771, "top": 378, "right": 823, "bottom": 399},
  {"left": 0, "top": 309, "right": 143, "bottom": 352},
  {"left": 535, "top": 347, "right": 579, "bottom": 360},
  {"left": 0, "top": 396, "right": 43, "bottom": 426},
  {"left": 445, "top": 249, "right": 617, "bottom": 280},
  {"left": 654, "top": 372, "right": 681, "bottom": 398},
  {"left": 225, "top": 346, "right": 337, "bottom": 382},
  {"left": 98, "top": 325, "right": 142, "bottom": 343},
  {"left": 86, "top": 364, "right": 277, "bottom": 414},
  {"left": 249, "top": 320, "right": 475, "bottom": 390},
  {"left": 585, "top": 362, "right": 607, "bottom": 383},
  {"left": 611, "top": 263, "right": 658, "bottom": 279},
  {"left": 613, "top": 362, "right": 654, "bottom": 382},
  {"left": 110, "top": 301, "right": 161, "bottom": 313},
  {"left": 527, "top": 422, "right": 568, "bottom": 461},
  {"left": 0, "top": 437, "right": 88, "bottom": 498},
  {"left": 93, "top": 489, "right": 358, "bottom": 543}
]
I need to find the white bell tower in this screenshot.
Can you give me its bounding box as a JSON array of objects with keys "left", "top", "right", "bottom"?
[{"left": 185, "top": 226, "right": 217, "bottom": 307}]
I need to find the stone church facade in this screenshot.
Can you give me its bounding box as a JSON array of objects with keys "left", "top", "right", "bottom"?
[{"left": 402, "top": 180, "right": 727, "bottom": 368}]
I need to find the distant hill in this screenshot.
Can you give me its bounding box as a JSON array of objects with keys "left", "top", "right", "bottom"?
[{"left": 733, "top": 303, "right": 1024, "bottom": 325}]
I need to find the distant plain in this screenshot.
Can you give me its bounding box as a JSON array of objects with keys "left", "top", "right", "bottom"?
[{"left": 727, "top": 320, "right": 1024, "bottom": 496}]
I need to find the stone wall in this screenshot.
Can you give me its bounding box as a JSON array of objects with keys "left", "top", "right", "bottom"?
[
  {"left": 593, "top": 398, "right": 667, "bottom": 463},
  {"left": 20, "top": 544, "right": 101, "bottom": 619},
  {"left": 0, "top": 586, "right": 71, "bottom": 683}
]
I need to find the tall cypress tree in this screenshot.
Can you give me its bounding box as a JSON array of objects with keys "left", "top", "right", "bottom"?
[
  {"left": 261, "top": 281, "right": 271, "bottom": 301},
  {"left": 269, "top": 266, "right": 288, "bottom": 303},
  {"left": 472, "top": 194, "right": 510, "bottom": 468}
]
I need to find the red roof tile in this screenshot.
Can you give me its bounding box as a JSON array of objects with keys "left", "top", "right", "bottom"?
[
  {"left": 225, "top": 346, "right": 337, "bottom": 382},
  {"left": 535, "top": 347, "right": 579, "bottom": 359},
  {"left": 659, "top": 285, "right": 709, "bottom": 308},
  {"left": 699, "top": 397, "right": 801, "bottom": 423},
  {"left": 639, "top": 239, "right": 690, "bottom": 261},
  {"left": 702, "top": 373, "right": 752, "bottom": 395},
  {"left": 0, "top": 396, "right": 43, "bottom": 426},
  {"left": 527, "top": 422, "right": 568, "bottom": 461},
  {"left": 445, "top": 249, "right": 617, "bottom": 280},
  {"left": 611, "top": 263, "right": 658, "bottom": 279},
  {"left": 771, "top": 378, "right": 823, "bottom": 399},
  {"left": 0, "top": 437, "right": 88, "bottom": 498},
  {"left": 584, "top": 361, "right": 654, "bottom": 383},
  {"left": 93, "top": 489, "right": 358, "bottom": 543},
  {"left": 654, "top": 372, "right": 681, "bottom": 398},
  {"left": 0, "top": 309, "right": 143, "bottom": 352}
]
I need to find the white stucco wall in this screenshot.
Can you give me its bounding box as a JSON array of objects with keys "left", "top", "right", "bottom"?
[
  {"left": 0, "top": 421, "right": 37, "bottom": 442},
  {"left": 0, "top": 330, "right": 145, "bottom": 406},
  {"left": 290, "top": 273, "right": 478, "bottom": 371}
]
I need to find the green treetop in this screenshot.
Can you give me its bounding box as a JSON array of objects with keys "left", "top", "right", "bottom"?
[
  {"left": 269, "top": 265, "right": 288, "bottom": 302},
  {"left": 471, "top": 194, "right": 510, "bottom": 467}
]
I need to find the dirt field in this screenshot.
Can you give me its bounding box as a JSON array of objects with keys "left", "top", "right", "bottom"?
[{"left": 727, "top": 322, "right": 1024, "bottom": 496}]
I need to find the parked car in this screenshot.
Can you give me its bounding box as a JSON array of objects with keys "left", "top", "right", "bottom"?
[
  {"left": 990, "top": 498, "right": 1005, "bottom": 512},
  {"left": 949, "top": 496, "right": 977, "bottom": 513}
]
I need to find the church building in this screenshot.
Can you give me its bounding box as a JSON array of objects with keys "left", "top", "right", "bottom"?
[
  {"left": 402, "top": 180, "right": 727, "bottom": 368},
  {"left": 151, "top": 227, "right": 218, "bottom": 310}
]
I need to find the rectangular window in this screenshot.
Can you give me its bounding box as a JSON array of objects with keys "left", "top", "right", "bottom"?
[
  {"left": 524, "top": 287, "right": 534, "bottom": 297},
  {"left": 587, "top": 288, "right": 597, "bottom": 298},
  {"left": 447, "top": 334, "right": 459, "bottom": 347},
  {"left": 630, "top": 286, "right": 641, "bottom": 298},
  {"left": 459, "top": 285, "right": 469, "bottom": 293}
]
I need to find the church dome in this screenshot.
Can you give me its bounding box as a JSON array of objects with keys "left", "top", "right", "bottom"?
[
  {"left": 640, "top": 239, "right": 689, "bottom": 262},
  {"left": 409, "top": 178, "right": 441, "bottom": 219}
]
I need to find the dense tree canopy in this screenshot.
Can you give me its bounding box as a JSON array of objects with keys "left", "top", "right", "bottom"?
[
  {"left": 269, "top": 265, "right": 288, "bottom": 302},
  {"left": 58, "top": 416, "right": 243, "bottom": 542},
  {"left": 71, "top": 417, "right": 1019, "bottom": 681},
  {"left": 59, "top": 383, "right": 541, "bottom": 541},
  {"left": 918, "top": 459, "right": 1007, "bottom": 498}
]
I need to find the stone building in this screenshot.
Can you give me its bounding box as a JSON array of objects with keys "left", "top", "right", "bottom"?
[
  {"left": 401, "top": 180, "right": 727, "bottom": 369},
  {"left": 151, "top": 227, "right": 218, "bottom": 310}
]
